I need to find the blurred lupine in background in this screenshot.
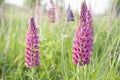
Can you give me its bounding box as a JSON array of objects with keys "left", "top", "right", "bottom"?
[
  {"left": 0, "top": 0, "right": 5, "bottom": 26},
  {"left": 25, "top": 17, "right": 40, "bottom": 68},
  {"left": 72, "top": 0, "right": 93, "bottom": 66},
  {"left": 67, "top": 4, "right": 74, "bottom": 22},
  {"left": 34, "top": 0, "right": 41, "bottom": 25},
  {"left": 0, "top": 8, "right": 5, "bottom": 26},
  {"left": 114, "top": 0, "right": 120, "bottom": 16},
  {"left": 55, "top": 3, "right": 61, "bottom": 23},
  {"left": 48, "top": 0, "right": 55, "bottom": 23}
]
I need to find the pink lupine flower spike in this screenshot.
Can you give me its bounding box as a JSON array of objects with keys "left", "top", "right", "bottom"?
[
  {"left": 25, "top": 17, "right": 40, "bottom": 68},
  {"left": 72, "top": 0, "right": 93, "bottom": 66}
]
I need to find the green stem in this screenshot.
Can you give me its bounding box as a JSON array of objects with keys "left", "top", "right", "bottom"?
[
  {"left": 42, "top": 59, "right": 51, "bottom": 80},
  {"left": 61, "top": 26, "right": 64, "bottom": 74},
  {"left": 31, "top": 67, "right": 34, "bottom": 80},
  {"left": 77, "top": 66, "right": 80, "bottom": 80},
  {"left": 84, "top": 66, "right": 86, "bottom": 80},
  {"left": 61, "top": 25, "right": 67, "bottom": 79}
]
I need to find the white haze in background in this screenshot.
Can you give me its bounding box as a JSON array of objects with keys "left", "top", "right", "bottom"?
[
  {"left": 5, "top": 0, "right": 23, "bottom": 6},
  {"left": 65, "top": 0, "right": 110, "bottom": 14},
  {"left": 5, "top": 0, "right": 110, "bottom": 14}
]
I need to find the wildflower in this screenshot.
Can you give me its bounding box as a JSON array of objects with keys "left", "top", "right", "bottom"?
[
  {"left": 25, "top": 17, "right": 40, "bottom": 68},
  {"left": 72, "top": 0, "right": 93, "bottom": 66},
  {"left": 34, "top": 0, "right": 41, "bottom": 25},
  {"left": 67, "top": 4, "right": 74, "bottom": 22},
  {"left": 48, "top": 0, "right": 55, "bottom": 23},
  {"left": 55, "top": 3, "right": 61, "bottom": 23}
]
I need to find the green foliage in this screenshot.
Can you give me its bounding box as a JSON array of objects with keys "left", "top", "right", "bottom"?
[
  {"left": 24, "top": 0, "right": 41, "bottom": 8},
  {"left": 116, "top": 0, "right": 120, "bottom": 7},
  {"left": 0, "top": 0, "right": 4, "bottom": 6}
]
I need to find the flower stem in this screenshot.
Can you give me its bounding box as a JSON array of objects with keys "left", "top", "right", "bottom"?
[
  {"left": 31, "top": 67, "right": 34, "bottom": 80},
  {"left": 77, "top": 66, "right": 80, "bottom": 80},
  {"left": 61, "top": 25, "right": 67, "bottom": 79}
]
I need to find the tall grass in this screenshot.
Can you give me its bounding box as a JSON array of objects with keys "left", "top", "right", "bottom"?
[{"left": 0, "top": 7, "right": 120, "bottom": 80}]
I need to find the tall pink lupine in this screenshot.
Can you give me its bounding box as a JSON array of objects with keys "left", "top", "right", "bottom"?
[
  {"left": 25, "top": 17, "right": 40, "bottom": 68},
  {"left": 72, "top": 0, "right": 93, "bottom": 66}
]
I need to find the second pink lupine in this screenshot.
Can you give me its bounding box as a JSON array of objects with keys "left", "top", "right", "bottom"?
[
  {"left": 72, "top": 0, "right": 93, "bottom": 66},
  {"left": 25, "top": 17, "right": 40, "bottom": 68}
]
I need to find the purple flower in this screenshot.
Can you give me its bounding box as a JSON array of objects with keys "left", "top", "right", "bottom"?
[
  {"left": 72, "top": 1, "right": 93, "bottom": 66},
  {"left": 25, "top": 17, "right": 40, "bottom": 68},
  {"left": 67, "top": 4, "right": 74, "bottom": 22}
]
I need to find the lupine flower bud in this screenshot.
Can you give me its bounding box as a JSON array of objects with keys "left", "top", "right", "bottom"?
[
  {"left": 67, "top": 4, "right": 74, "bottom": 22},
  {"left": 48, "top": 0, "right": 55, "bottom": 23},
  {"left": 72, "top": 0, "right": 93, "bottom": 66},
  {"left": 25, "top": 17, "right": 40, "bottom": 68}
]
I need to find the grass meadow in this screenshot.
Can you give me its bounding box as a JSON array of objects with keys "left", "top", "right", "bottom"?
[{"left": 0, "top": 6, "right": 120, "bottom": 80}]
